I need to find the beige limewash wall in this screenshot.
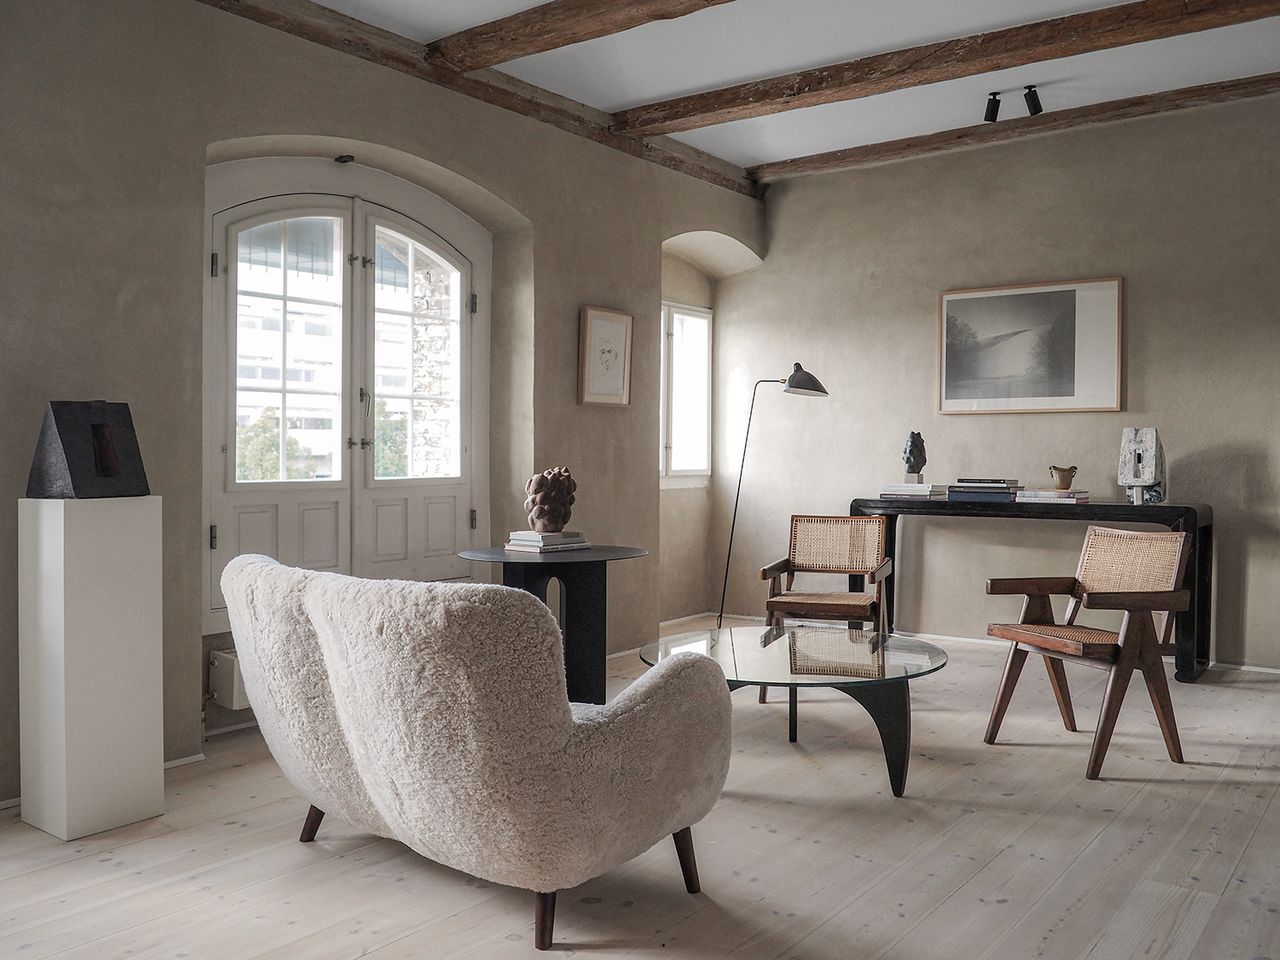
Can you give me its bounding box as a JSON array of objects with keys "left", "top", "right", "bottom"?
[
  {"left": 713, "top": 95, "right": 1280, "bottom": 668},
  {"left": 660, "top": 253, "right": 716, "bottom": 620},
  {"left": 0, "top": 0, "right": 763, "bottom": 799}
]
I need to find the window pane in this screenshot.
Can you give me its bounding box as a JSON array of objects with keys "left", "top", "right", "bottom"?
[
  {"left": 669, "top": 310, "right": 710, "bottom": 473},
  {"left": 235, "top": 393, "right": 282, "bottom": 482},
  {"left": 237, "top": 221, "right": 283, "bottom": 296},
  {"left": 374, "top": 397, "right": 411, "bottom": 479},
  {"left": 372, "top": 224, "right": 462, "bottom": 480},
  {"left": 233, "top": 214, "right": 344, "bottom": 483},
  {"left": 286, "top": 302, "right": 341, "bottom": 393},
  {"left": 285, "top": 393, "right": 341, "bottom": 481},
  {"left": 285, "top": 218, "right": 342, "bottom": 304},
  {"left": 236, "top": 296, "right": 283, "bottom": 390}
]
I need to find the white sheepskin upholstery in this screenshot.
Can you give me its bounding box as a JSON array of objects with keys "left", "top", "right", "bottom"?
[{"left": 221, "top": 556, "right": 732, "bottom": 894}]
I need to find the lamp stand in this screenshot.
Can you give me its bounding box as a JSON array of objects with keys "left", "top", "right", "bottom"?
[{"left": 717, "top": 378, "right": 782, "bottom": 629}]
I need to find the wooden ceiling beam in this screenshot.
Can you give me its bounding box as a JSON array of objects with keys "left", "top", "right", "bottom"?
[
  {"left": 191, "top": 0, "right": 761, "bottom": 198},
  {"left": 747, "top": 72, "right": 1280, "bottom": 182},
  {"left": 424, "top": 0, "right": 735, "bottom": 73},
  {"left": 613, "top": 0, "right": 1280, "bottom": 136}
]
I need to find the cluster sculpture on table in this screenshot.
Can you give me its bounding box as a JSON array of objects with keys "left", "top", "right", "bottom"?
[
  {"left": 902, "top": 431, "right": 927, "bottom": 483},
  {"left": 524, "top": 466, "right": 577, "bottom": 533}
]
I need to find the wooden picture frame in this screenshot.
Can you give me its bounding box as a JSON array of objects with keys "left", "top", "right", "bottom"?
[
  {"left": 578, "top": 305, "right": 633, "bottom": 405},
  {"left": 937, "top": 277, "right": 1123, "bottom": 414}
]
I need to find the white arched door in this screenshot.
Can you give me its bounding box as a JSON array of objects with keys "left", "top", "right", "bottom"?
[{"left": 203, "top": 168, "right": 489, "bottom": 635}]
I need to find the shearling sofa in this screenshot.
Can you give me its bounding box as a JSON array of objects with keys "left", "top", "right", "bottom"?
[{"left": 221, "top": 555, "right": 733, "bottom": 949}]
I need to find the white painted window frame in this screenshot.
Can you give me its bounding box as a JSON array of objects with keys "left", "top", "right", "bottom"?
[
  {"left": 659, "top": 300, "right": 713, "bottom": 489},
  {"left": 202, "top": 157, "right": 492, "bottom": 634}
]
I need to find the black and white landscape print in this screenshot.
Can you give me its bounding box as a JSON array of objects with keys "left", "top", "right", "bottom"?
[{"left": 944, "top": 289, "right": 1077, "bottom": 401}]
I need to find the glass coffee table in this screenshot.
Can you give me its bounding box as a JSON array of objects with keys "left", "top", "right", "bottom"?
[{"left": 640, "top": 625, "right": 947, "bottom": 797}]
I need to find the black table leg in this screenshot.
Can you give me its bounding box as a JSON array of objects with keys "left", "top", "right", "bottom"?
[
  {"left": 1173, "top": 515, "right": 1212, "bottom": 684},
  {"left": 501, "top": 560, "right": 608, "bottom": 705},
  {"left": 788, "top": 686, "right": 798, "bottom": 743},
  {"left": 837, "top": 680, "right": 912, "bottom": 797}
]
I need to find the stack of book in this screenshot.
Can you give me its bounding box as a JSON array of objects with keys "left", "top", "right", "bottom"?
[
  {"left": 1017, "top": 488, "right": 1090, "bottom": 504},
  {"left": 879, "top": 483, "right": 947, "bottom": 501},
  {"left": 947, "top": 479, "right": 1022, "bottom": 503},
  {"left": 505, "top": 531, "right": 591, "bottom": 553}
]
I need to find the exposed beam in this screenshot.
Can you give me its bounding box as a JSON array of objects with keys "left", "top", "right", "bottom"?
[
  {"left": 424, "top": 0, "right": 734, "bottom": 73},
  {"left": 613, "top": 0, "right": 1280, "bottom": 136},
  {"left": 192, "top": 0, "right": 761, "bottom": 197},
  {"left": 747, "top": 72, "right": 1280, "bottom": 182}
]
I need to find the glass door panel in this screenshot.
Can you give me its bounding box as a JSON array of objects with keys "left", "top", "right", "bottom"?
[
  {"left": 371, "top": 223, "right": 462, "bottom": 480},
  {"left": 233, "top": 214, "right": 344, "bottom": 483}
]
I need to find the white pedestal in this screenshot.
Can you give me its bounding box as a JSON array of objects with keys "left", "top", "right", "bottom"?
[{"left": 19, "top": 496, "right": 165, "bottom": 840}]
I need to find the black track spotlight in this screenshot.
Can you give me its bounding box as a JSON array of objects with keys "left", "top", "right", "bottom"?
[
  {"left": 984, "top": 92, "right": 1001, "bottom": 123},
  {"left": 1024, "top": 84, "right": 1043, "bottom": 116}
]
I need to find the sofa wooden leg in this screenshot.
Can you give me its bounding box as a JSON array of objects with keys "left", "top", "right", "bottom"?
[
  {"left": 984, "top": 645, "right": 1028, "bottom": 744},
  {"left": 534, "top": 891, "right": 556, "bottom": 950},
  {"left": 672, "top": 827, "right": 700, "bottom": 894},
  {"left": 299, "top": 805, "right": 325, "bottom": 843},
  {"left": 758, "top": 686, "right": 769, "bottom": 703}
]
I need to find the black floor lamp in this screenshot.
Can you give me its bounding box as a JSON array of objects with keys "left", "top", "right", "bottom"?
[{"left": 717, "top": 363, "right": 829, "bottom": 629}]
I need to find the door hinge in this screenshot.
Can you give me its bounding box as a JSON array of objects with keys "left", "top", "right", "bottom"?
[
  {"left": 210, "top": 252, "right": 219, "bottom": 278},
  {"left": 209, "top": 524, "right": 218, "bottom": 550},
  {"left": 346, "top": 253, "right": 360, "bottom": 265},
  {"left": 468, "top": 293, "right": 477, "bottom": 314},
  {"left": 469, "top": 509, "right": 477, "bottom": 530}
]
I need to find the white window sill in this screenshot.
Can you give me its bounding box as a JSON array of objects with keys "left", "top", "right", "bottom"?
[{"left": 661, "top": 474, "right": 711, "bottom": 490}]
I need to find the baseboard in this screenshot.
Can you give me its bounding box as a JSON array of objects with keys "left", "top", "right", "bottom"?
[
  {"left": 204, "top": 719, "right": 260, "bottom": 737},
  {"left": 164, "top": 753, "right": 206, "bottom": 769},
  {"left": 895, "top": 629, "right": 1006, "bottom": 648},
  {"left": 1209, "top": 660, "right": 1280, "bottom": 675},
  {"left": 0, "top": 797, "right": 18, "bottom": 811}
]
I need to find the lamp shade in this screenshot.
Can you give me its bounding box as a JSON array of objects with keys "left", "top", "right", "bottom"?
[{"left": 783, "top": 363, "right": 828, "bottom": 397}]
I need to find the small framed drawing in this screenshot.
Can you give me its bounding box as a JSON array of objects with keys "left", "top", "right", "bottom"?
[
  {"left": 578, "top": 305, "right": 633, "bottom": 405},
  {"left": 938, "top": 277, "right": 1122, "bottom": 414}
]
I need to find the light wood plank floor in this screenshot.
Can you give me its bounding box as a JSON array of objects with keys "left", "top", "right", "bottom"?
[{"left": 2, "top": 620, "right": 1278, "bottom": 959}]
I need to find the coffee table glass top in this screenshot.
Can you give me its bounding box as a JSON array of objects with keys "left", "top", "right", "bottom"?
[{"left": 639, "top": 626, "right": 947, "bottom": 687}]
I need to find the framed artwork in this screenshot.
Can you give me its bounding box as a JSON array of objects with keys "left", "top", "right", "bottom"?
[
  {"left": 937, "top": 277, "right": 1122, "bottom": 414},
  {"left": 578, "top": 305, "right": 633, "bottom": 405}
]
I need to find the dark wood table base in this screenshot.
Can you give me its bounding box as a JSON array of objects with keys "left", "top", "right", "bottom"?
[{"left": 729, "top": 679, "right": 913, "bottom": 797}]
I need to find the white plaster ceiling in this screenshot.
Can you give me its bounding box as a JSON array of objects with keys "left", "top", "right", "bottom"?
[{"left": 315, "top": 1, "right": 1280, "bottom": 169}]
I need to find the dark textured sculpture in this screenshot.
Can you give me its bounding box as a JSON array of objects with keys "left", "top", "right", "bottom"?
[
  {"left": 524, "top": 466, "right": 577, "bottom": 533},
  {"left": 27, "top": 401, "right": 150, "bottom": 499},
  {"left": 902, "top": 432, "right": 927, "bottom": 478}
]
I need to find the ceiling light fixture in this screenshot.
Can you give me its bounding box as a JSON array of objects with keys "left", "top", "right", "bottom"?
[
  {"left": 984, "top": 92, "right": 1001, "bottom": 123},
  {"left": 1024, "top": 84, "right": 1044, "bottom": 116}
]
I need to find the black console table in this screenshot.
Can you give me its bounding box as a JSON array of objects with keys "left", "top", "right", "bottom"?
[{"left": 848, "top": 499, "right": 1213, "bottom": 683}]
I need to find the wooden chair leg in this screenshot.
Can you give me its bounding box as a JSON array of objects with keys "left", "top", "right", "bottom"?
[
  {"left": 1137, "top": 633, "right": 1184, "bottom": 763},
  {"left": 758, "top": 686, "right": 769, "bottom": 703},
  {"left": 672, "top": 826, "right": 700, "bottom": 894},
  {"left": 299, "top": 805, "right": 325, "bottom": 842},
  {"left": 1087, "top": 632, "right": 1141, "bottom": 780},
  {"left": 984, "top": 644, "right": 1028, "bottom": 744},
  {"left": 534, "top": 891, "right": 556, "bottom": 950},
  {"left": 1042, "top": 656, "right": 1077, "bottom": 732}
]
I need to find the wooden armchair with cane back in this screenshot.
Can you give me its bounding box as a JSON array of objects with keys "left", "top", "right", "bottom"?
[
  {"left": 984, "top": 525, "right": 1190, "bottom": 780},
  {"left": 758, "top": 515, "right": 892, "bottom": 702}
]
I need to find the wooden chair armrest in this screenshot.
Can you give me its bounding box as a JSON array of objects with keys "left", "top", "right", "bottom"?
[
  {"left": 759, "top": 558, "right": 790, "bottom": 580},
  {"left": 868, "top": 556, "right": 893, "bottom": 584},
  {"left": 1081, "top": 590, "right": 1190, "bottom": 612},
  {"left": 986, "top": 577, "right": 1078, "bottom": 596}
]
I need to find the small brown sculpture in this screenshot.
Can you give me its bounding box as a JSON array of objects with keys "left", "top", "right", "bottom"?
[
  {"left": 1049, "top": 465, "right": 1078, "bottom": 490},
  {"left": 524, "top": 466, "right": 577, "bottom": 533}
]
